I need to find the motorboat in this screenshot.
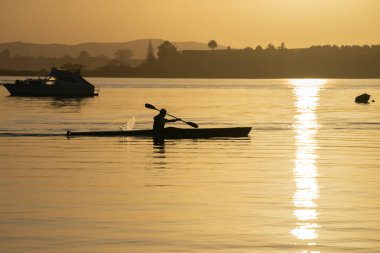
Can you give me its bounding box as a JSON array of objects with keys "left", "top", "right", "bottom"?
[{"left": 1, "top": 68, "right": 99, "bottom": 96}]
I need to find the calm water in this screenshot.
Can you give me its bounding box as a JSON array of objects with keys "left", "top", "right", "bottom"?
[{"left": 0, "top": 78, "right": 379, "bottom": 253}]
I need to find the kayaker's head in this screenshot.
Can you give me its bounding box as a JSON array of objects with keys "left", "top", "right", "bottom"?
[{"left": 159, "top": 109, "right": 167, "bottom": 116}]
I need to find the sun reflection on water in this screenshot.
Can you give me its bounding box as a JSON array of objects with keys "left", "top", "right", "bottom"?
[{"left": 290, "top": 79, "right": 325, "bottom": 252}]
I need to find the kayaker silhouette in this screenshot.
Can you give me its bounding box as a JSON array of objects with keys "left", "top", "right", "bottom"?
[{"left": 153, "top": 109, "right": 180, "bottom": 138}]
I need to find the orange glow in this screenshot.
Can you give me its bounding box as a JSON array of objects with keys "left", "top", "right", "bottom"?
[{"left": 0, "top": 1, "right": 379, "bottom": 47}]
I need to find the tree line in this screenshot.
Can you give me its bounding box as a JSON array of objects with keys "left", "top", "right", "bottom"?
[
  {"left": 1, "top": 40, "right": 380, "bottom": 78},
  {"left": 0, "top": 48, "right": 140, "bottom": 72},
  {"left": 88, "top": 41, "right": 380, "bottom": 78}
]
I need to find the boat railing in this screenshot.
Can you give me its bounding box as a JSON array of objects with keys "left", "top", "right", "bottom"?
[
  {"left": 0, "top": 77, "right": 46, "bottom": 84},
  {"left": 0, "top": 80, "right": 14, "bottom": 85}
]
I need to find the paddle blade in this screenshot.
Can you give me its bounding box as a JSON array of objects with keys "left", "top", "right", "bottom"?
[
  {"left": 145, "top": 103, "right": 157, "bottom": 110},
  {"left": 186, "top": 121, "right": 199, "bottom": 128}
]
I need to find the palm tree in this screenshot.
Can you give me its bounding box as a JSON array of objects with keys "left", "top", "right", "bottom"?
[{"left": 208, "top": 40, "right": 217, "bottom": 50}]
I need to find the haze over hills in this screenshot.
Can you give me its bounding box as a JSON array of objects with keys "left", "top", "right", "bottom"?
[{"left": 0, "top": 39, "right": 226, "bottom": 59}]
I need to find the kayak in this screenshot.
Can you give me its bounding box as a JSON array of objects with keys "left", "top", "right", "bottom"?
[{"left": 66, "top": 127, "right": 252, "bottom": 138}]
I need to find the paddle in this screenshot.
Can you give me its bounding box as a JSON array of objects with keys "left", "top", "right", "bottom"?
[{"left": 145, "top": 103, "right": 199, "bottom": 128}]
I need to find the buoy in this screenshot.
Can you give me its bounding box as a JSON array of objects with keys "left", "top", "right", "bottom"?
[{"left": 355, "top": 93, "right": 370, "bottom": 104}]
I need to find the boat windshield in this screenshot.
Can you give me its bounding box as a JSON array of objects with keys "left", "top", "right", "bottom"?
[{"left": 45, "top": 76, "right": 56, "bottom": 85}]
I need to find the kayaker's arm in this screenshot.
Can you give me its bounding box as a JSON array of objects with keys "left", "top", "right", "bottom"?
[{"left": 165, "top": 118, "right": 181, "bottom": 123}]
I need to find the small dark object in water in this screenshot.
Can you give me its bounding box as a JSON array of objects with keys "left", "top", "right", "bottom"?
[
  {"left": 372, "top": 99, "right": 375, "bottom": 103},
  {"left": 355, "top": 93, "right": 370, "bottom": 104}
]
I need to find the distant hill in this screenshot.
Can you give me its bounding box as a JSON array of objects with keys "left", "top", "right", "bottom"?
[{"left": 0, "top": 39, "right": 226, "bottom": 59}]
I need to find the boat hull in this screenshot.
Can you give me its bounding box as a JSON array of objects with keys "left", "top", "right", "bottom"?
[
  {"left": 67, "top": 127, "right": 252, "bottom": 138},
  {"left": 3, "top": 83, "right": 98, "bottom": 97}
]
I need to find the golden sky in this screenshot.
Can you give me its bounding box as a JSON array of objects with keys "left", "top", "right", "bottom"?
[{"left": 0, "top": 0, "right": 379, "bottom": 48}]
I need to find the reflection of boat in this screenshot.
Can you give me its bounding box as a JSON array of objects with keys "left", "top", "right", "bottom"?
[
  {"left": 67, "top": 127, "right": 252, "bottom": 138},
  {"left": 1, "top": 68, "right": 99, "bottom": 97}
]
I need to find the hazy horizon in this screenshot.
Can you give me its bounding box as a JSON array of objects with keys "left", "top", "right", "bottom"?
[
  {"left": 2, "top": 39, "right": 380, "bottom": 49},
  {"left": 1, "top": 0, "right": 379, "bottom": 48}
]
